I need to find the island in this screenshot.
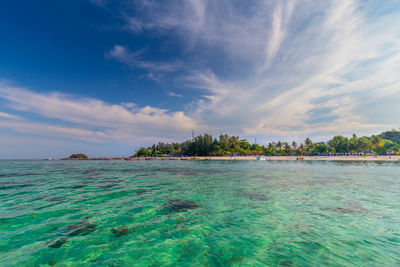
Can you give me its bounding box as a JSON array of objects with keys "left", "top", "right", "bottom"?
[{"left": 62, "top": 130, "right": 400, "bottom": 161}]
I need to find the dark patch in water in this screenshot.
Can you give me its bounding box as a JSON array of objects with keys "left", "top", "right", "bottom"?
[
  {"left": 241, "top": 192, "right": 268, "bottom": 201},
  {"left": 47, "top": 197, "right": 67, "bottom": 202},
  {"left": 250, "top": 174, "right": 276, "bottom": 180},
  {"left": 135, "top": 167, "right": 225, "bottom": 176},
  {"left": 133, "top": 189, "right": 147, "bottom": 195},
  {"left": 102, "top": 179, "right": 124, "bottom": 184},
  {"left": 329, "top": 205, "right": 365, "bottom": 214},
  {"left": 0, "top": 182, "right": 35, "bottom": 190},
  {"left": 46, "top": 236, "right": 68, "bottom": 248},
  {"left": 81, "top": 215, "right": 92, "bottom": 221},
  {"left": 166, "top": 199, "right": 200, "bottom": 212},
  {"left": 111, "top": 226, "right": 131, "bottom": 237},
  {"left": 71, "top": 184, "right": 85, "bottom": 189},
  {"left": 74, "top": 175, "right": 96, "bottom": 180},
  {"left": 81, "top": 180, "right": 96, "bottom": 184},
  {"left": 164, "top": 169, "right": 199, "bottom": 176},
  {"left": 34, "top": 194, "right": 47, "bottom": 200},
  {"left": 81, "top": 169, "right": 114, "bottom": 174},
  {"left": 0, "top": 172, "right": 37, "bottom": 178},
  {"left": 163, "top": 168, "right": 225, "bottom": 176},
  {"left": 236, "top": 189, "right": 268, "bottom": 201},
  {"left": 99, "top": 184, "right": 115, "bottom": 189},
  {"left": 329, "top": 200, "right": 365, "bottom": 214},
  {"left": 64, "top": 221, "right": 98, "bottom": 236},
  {"left": 279, "top": 259, "right": 294, "bottom": 266},
  {"left": 279, "top": 177, "right": 339, "bottom": 187}
]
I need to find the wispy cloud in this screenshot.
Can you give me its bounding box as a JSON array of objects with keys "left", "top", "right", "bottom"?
[
  {"left": 0, "top": 84, "right": 199, "bottom": 144},
  {"left": 112, "top": 0, "right": 400, "bottom": 137},
  {"left": 0, "top": 111, "right": 20, "bottom": 120},
  {"left": 0, "top": 120, "right": 108, "bottom": 142},
  {"left": 4, "top": 0, "right": 400, "bottom": 148},
  {"left": 105, "top": 45, "right": 181, "bottom": 75},
  {"left": 167, "top": 92, "right": 183, "bottom": 98}
]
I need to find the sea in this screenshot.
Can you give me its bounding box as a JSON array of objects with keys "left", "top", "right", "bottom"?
[{"left": 1, "top": 160, "right": 399, "bottom": 266}]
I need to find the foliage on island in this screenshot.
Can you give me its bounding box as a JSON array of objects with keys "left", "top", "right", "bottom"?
[
  {"left": 68, "top": 153, "right": 89, "bottom": 159},
  {"left": 134, "top": 129, "right": 400, "bottom": 157}
]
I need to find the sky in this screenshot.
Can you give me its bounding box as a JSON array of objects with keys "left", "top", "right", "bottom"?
[{"left": 1, "top": 0, "right": 400, "bottom": 159}]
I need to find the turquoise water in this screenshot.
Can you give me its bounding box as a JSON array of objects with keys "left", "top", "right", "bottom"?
[{"left": 1, "top": 160, "right": 400, "bottom": 266}]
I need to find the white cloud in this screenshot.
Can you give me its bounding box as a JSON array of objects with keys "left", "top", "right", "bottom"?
[
  {"left": 0, "top": 120, "right": 108, "bottom": 142},
  {"left": 0, "top": 112, "right": 20, "bottom": 120},
  {"left": 117, "top": 0, "right": 400, "bottom": 138},
  {"left": 105, "top": 45, "right": 181, "bottom": 73},
  {"left": 167, "top": 92, "right": 183, "bottom": 98},
  {"left": 3, "top": 0, "right": 400, "bottom": 148},
  {"left": 0, "top": 85, "right": 199, "bottom": 144}
]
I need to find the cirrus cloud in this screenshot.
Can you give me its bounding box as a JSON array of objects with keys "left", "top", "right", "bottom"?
[{"left": 114, "top": 0, "right": 400, "bottom": 138}]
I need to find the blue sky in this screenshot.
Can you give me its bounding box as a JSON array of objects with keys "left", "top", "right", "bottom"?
[{"left": 1, "top": 0, "right": 400, "bottom": 158}]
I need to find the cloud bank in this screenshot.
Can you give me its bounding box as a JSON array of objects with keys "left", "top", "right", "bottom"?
[
  {"left": 0, "top": 84, "right": 198, "bottom": 144},
  {"left": 113, "top": 0, "right": 400, "bottom": 137},
  {"left": 1, "top": 0, "right": 400, "bottom": 150}
]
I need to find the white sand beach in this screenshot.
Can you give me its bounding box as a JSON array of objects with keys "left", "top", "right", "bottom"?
[{"left": 194, "top": 156, "right": 400, "bottom": 161}]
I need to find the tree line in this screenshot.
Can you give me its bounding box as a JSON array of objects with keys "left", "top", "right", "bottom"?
[{"left": 134, "top": 130, "right": 400, "bottom": 157}]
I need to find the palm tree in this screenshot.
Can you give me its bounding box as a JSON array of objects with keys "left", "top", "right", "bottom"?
[
  {"left": 268, "top": 142, "right": 273, "bottom": 150},
  {"left": 276, "top": 141, "right": 283, "bottom": 154},
  {"left": 304, "top": 137, "right": 312, "bottom": 154},
  {"left": 284, "top": 142, "right": 291, "bottom": 155},
  {"left": 299, "top": 143, "right": 305, "bottom": 155},
  {"left": 292, "top": 141, "right": 297, "bottom": 150},
  {"left": 305, "top": 137, "right": 312, "bottom": 147}
]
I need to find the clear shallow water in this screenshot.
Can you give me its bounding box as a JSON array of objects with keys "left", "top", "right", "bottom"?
[{"left": 1, "top": 160, "right": 400, "bottom": 266}]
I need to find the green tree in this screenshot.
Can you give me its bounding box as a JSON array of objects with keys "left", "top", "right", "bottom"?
[
  {"left": 240, "top": 139, "right": 251, "bottom": 150},
  {"left": 305, "top": 137, "right": 313, "bottom": 153},
  {"left": 371, "top": 135, "right": 380, "bottom": 150},
  {"left": 328, "top": 136, "right": 348, "bottom": 153},
  {"left": 356, "top": 137, "right": 371, "bottom": 151},
  {"left": 276, "top": 141, "right": 283, "bottom": 154},
  {"left": 292, "top": 141, "right": 297, "bottom": 150},
  {"left": 134, "top": 148, "right": 151, "bottom": 157},
  {"left": 69, "top": 153, "right": 88, "bottom": 159},
  {"left": 283, "top": 142, "right": 291, "bottom": 155},
  {"left": 298, "top": 143, "right": 305, "bottom": 155},
  {"left": 312, "top": 142, "right": 329, "bottom": 154},
  {"left": 378, "top": 129, "right": 400, "bottom": 145}
]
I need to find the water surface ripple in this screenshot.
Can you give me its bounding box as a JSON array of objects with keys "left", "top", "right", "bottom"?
[{"left": 1, "top": 160, "right": 400, "bottom": 266}]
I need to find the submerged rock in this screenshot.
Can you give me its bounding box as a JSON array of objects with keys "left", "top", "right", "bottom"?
[
  {"left": 279, "top": 259, "right": 293, "bottom": 266},
  {"left": 111, "top": 226, "right": 130, "bottom": 237},
  {"left": 241, "top": 192, "right": 268, "bottom": 201},
  {"left": 47, "top": 197, "right": 67, "bottom": 202},
  {"left": 166, "top": 199, "right": 200, "bottom": 212},
  {"left": 133, "top": 189, "right": 147, "bottom": 195},
  {"left": 64, "top": 221, "right": 97, "bottom": 236},
  {"left": 80, "top": 215, "right": 92, "bottom": 221},
  {"left": 46, "top": 236, "right": 68, "bottom": 248},
  {"left": 71, "top": 184, "right": 85, "bottom": 189},
  {"left": 332, "top": 206, "right": 364, "bottom": 214},
  {"left": 99, "top": 184, "right": 114, "bottom": 189}
]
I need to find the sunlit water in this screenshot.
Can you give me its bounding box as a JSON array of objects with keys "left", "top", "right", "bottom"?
[{"left": 1, "top": 160, "right": 400, "bottom": 266}]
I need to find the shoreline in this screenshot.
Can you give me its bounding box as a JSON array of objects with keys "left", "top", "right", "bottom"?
[
  {"left": 60, "top": 156, "right": 400, "bottom": 162},
  {"left": 195, "top": 156, "right": 400, "bottom": 161}
]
